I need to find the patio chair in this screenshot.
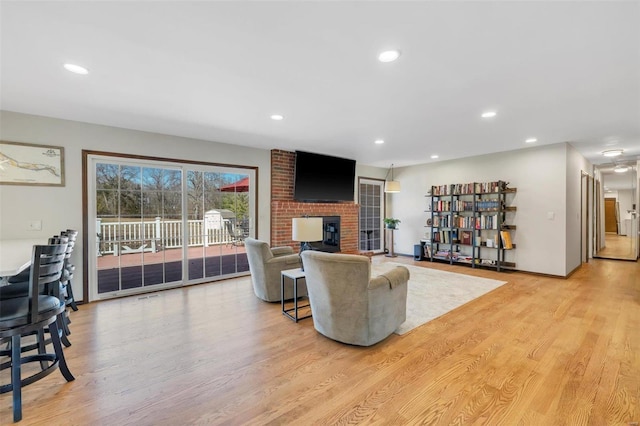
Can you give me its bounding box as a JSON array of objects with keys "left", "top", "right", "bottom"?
[{"left": 225, "top": 221, "right": 245, "bottom": 247}]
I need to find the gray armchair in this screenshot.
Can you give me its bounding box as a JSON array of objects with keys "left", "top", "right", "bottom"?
[
  {"left": 245, "top": 238, "right": 305, "bottom": 302},
  {"left": 301, "top": 250, "right": 409, "bottom": 346}
]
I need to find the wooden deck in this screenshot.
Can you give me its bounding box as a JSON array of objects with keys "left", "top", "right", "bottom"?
[
  {"left": 96, "top": 244, "right": 246, "bottom": 268},
  {"left": 96, "top": 244, "right": 248, "bottom": 293}
]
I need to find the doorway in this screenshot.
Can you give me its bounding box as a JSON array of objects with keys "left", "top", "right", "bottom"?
[
  {"left": 594, "top": 164, "right": 638, "bottom": 261},
  {"left": 358, "top": 178, "right": 384, "bottom": 254},
  {"left": 580, "top": 172, "right": 592, "bottom": 263},
  {"left": 604, "top": 198, "right": 618, "bottom": 233}
]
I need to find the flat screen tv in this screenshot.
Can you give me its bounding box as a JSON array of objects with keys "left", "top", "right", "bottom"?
[{"left": 294, "top": 151, "right": 356, "bottom": 202}]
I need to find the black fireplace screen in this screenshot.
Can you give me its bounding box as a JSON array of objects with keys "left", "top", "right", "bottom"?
[{"left": 309, "top": 216, "right": 340, "bottom": 253}]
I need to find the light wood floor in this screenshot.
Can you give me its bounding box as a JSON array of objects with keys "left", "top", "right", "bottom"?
[
  {"left": 596, "top": 233, "right": 638, "bottom": 261},
  {"left": 2, "top": 256, "right": 639, "bottom": 425}
]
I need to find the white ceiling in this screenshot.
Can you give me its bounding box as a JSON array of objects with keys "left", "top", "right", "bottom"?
[{"left": 1, "top": 1, "right": 639, "bottom": 177}]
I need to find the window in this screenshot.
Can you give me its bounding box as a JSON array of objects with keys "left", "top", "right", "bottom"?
[{"left": 358, "top": 178, "right": 384, "bottom": 253}]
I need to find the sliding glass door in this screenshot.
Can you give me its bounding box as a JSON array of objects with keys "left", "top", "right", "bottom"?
[
  {"left": 186, "top": 169, "right": 250, "bottom": 281},
  {"left": 88, "top": 155, "right": 254, "bottom": 301},
  {"left": 94, "top": 163, "right": 184, "bottom": 294}
]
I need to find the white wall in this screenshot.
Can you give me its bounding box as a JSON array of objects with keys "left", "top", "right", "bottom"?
[
  {"left": 617, "top": 189, "right": 634, "bottom": 220},
  {"left": 355, "top": 164, "right": 387, "bottom": 183},
  {"left": 566, "top": 143, "right": 592, "bottom": 272},
  {"left": 0, "top": 110, "right": 272, "bottom": 301},
  {"left": 637, "top": 160, "right": 640, "bottom": 258},
  {"left": 389, "top": 143, "right": 575, "bottom": 276}
]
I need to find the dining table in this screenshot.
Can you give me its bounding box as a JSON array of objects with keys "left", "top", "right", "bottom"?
[{"left": 0, "top": 238, "right": 43, "bottom": 284}]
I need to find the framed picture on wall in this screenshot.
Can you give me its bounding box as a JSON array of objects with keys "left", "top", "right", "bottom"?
[{"left": 0, "top": 140, "right": 65, "bottom": 186}]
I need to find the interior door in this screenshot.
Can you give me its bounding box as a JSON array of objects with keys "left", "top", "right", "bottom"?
[{"left": 604, "top": 198, "right": 618, "bottom": 233}]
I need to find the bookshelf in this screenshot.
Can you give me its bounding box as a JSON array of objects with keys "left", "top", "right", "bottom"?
[{"left": 423, "top": 180, "right": 516, "bottom": 271}]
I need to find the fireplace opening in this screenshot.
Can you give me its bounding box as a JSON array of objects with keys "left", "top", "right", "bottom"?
[{"left": 309, "top": 216, "right": 340, "bottom": 253}]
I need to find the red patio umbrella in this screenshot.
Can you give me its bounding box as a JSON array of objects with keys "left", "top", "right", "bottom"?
[{"left": 220, "top": 176, "right": 249, "bottom": 192}]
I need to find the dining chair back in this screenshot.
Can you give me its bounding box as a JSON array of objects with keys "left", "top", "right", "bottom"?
[
  {"left": 0, "top": 243, "right": 75, "bottom": 422},
  {"left": 48, "top": 235, "right": 73, "bottom": 345},
  {"left": 59, "top": 229, "right": 79, "bottom": 311}
]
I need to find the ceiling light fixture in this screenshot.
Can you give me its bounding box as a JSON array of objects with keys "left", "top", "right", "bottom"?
[
  {"left": 481, "top": 111, "right": 497, "bottom": 118},
  {"left": 378, "top": 50, "right": 401, "bottom": 63},
  {"left": 602, "top": 149, "right": 623, "bottom": 157},
  {"left": 375, "top": 139, "right": 385, "bottom": 145},
  {"left": 430, "top": 154, "right": 439, "bottom": 159},
  {"left": 63, "top": 63, "right": 89, "bottom": 75},
  {"left": 614, "top": 165, "right": 629, "bottom": 173},
  {"left": 384, "top": 163, "right": 401, "bottom": 193},
  {"left": 525, "top": 138, "right": 537, "bottom": 143},
  {"left": 270, "top": 114, "right": 284, "bottom": 121}
]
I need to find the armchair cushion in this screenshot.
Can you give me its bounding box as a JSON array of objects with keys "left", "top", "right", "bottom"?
[
  {"left": 301, "top": 250, "right": 409, "bottom": 346},
  {"left": 245, "top": 238, "right": 305, "bottom": 302}
]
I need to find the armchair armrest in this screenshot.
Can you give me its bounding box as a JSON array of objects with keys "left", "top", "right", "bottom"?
[
  {"left": 271, "top": 246, "right": 295, "bottom": 257},
  {"left": 266, "top": 253, "right": 301, "bottom": 266},
  {"left": 369, "top": 266, "right": 410, "bottom": 290}
]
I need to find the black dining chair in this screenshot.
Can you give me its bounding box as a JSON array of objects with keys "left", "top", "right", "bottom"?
[
  {"left": 0, "top": 243, "right": 75, "bottom": 422},
  {"left": 48, "top": 235, "right": 74, "bottom": 345},
  {"left": 1, "top": 235, "right": 73, "bottom": 348},
  {"left": 60, "top": 229, "right": 79, "bottom": 312}
]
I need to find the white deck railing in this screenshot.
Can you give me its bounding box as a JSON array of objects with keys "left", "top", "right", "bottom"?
[{"left": 96, "top": 217, "right": 242, "bottom": 255}]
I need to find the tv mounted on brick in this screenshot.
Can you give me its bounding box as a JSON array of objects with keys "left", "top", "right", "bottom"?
[{"left": 293, "top": 151, "right": 356, "bottom": 203}]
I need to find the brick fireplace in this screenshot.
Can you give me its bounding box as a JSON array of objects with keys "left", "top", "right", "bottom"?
[{"left": 271, "top": 150, "right": 359, "bottom": 254}]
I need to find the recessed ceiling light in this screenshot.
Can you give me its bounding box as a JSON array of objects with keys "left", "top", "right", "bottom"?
[
  {"left": 374, "top": 139, "right": 385, "bottom": 145},
  {"left": 430, "top": 154, "right": 439, "bottom": 159},
  {"left": 378, "top": 50, "right": 401, "bottom": 63},
  {"left": 481, "top": 111, "right": 497, "bottom": 118},
  {"left": 63, "top": 63, "right": 89, "bottom": 75},
  {"left": 602, "top": 149, "right": 623, "bottom": 157},
  {"left": 270, "top": 114, "right": 284, "bottom": 121},
  {"left": 614, "top": 165, "right": 629, "bottom": 173},
  {"left": 525, "top": 138, "right": 537, "bottom": 143}
]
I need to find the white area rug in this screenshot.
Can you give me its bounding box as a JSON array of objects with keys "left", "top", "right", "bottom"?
[{"left": 372, "top": 262, "right": 508, "bottom": 335}]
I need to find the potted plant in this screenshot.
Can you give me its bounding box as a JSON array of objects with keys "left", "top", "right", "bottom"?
[{"left": 384, "top": 218, "right": 401, "bottom": 229}]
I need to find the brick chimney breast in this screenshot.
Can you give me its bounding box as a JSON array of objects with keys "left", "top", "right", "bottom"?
[{"left": 271, "top": 150, "right": 359, "bottom": 254}]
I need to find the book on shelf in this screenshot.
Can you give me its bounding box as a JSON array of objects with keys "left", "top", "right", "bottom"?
[
  {"left": 461, "top": 230, "right": 472, "bottom": 245},
  {"left": 435, "top": 250, "right": 451, "bottom": 259},
  {"left": 456, "top": 254, "right": 474, "bottom": 263},
  {"left": 500, "top": 231, "right": 513, "bottom": 249}
]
